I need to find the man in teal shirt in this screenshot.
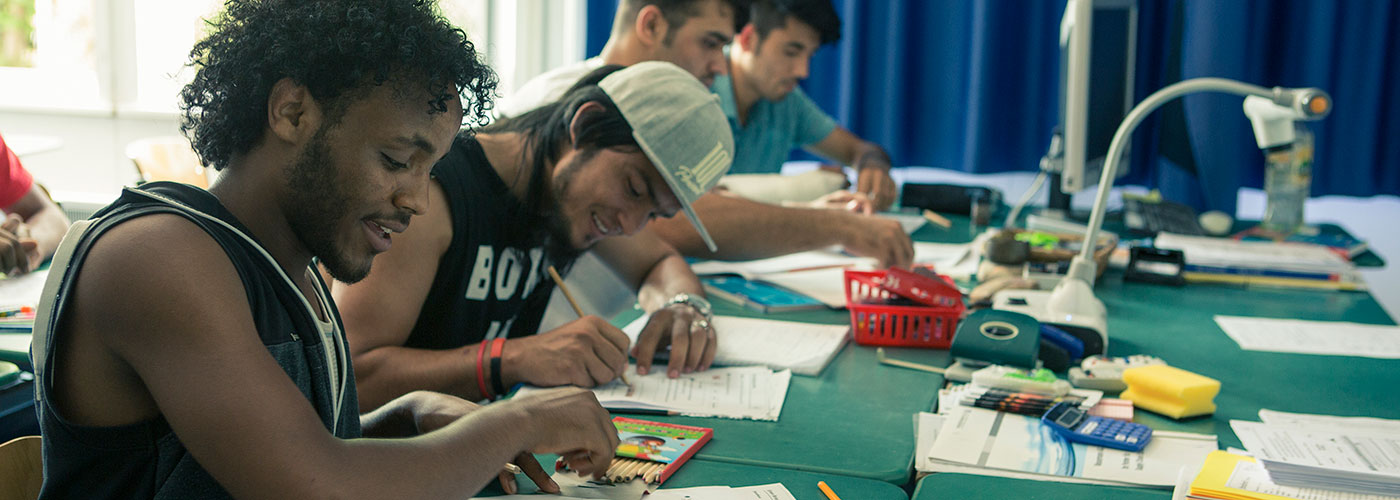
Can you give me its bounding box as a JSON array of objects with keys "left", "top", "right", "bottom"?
[{"left": 713, "top": 0, "right": 896, "bottom": 208}]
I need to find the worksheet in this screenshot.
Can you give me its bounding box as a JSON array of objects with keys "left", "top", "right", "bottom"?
[
  {"left": 514, "top": 366, "right": 790, "bottom": 421},
  {"left": 1214, "top": 316, "right": 1400, "bottom": 359}
]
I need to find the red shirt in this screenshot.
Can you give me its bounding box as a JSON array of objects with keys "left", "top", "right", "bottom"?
[{"left": 0, "top": 134, "right": 36, "bottom": 210}]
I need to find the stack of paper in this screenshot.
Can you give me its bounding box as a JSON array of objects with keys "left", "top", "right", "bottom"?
[
  {"left": 1231, "top": 420, "right": 1400, "bottom": 496},
  {"left": 1155, "top": 232, "right": 1365, "bottom": 291},
  {"left": 915, "top": 406, "right": 1217, "bottom": 487},
  {"left": 516, "top": 365, "right": 791, "bottom": 421},
  {"left": 623, "top": 315, "right": 849, "bottom": 376},
  {"left": 1187, "top": 450, "right": 1400, "bottom": 500}
]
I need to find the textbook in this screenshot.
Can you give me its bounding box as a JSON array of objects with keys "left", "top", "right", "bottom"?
[{"left": 607, "top": 417, "right": 712, "bottom": 485}]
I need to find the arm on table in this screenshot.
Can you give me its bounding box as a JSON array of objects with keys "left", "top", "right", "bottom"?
[
  {"left": 647, "top": 191, "right": 914, "bottom": 268},
  {"left": 807, "top": 127, "right": 896, "bottom": 211},
  {"left": 0, "top": 184, "right": 70, "bottom": 274}
]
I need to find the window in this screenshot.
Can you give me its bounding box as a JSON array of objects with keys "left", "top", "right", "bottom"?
[{"left": 0, "top": 0, "right": 584, "bottom": 116}]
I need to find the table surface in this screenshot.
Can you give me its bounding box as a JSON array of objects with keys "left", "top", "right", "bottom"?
[
  {"left": 913, "top": 473, "right": 1167, "bottom": 499},
  {"left": 615, "top": 213, "right": 1398, "bottom": 491},
  {"left": 480, "top": 455, "right": 910, "bottom": 499}
]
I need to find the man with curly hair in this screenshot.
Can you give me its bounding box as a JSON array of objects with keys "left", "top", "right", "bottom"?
[{"left": 30, "top": 0, "right": 618, "bottom": 497}]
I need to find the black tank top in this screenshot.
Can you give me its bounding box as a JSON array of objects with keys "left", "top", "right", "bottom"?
[
  {"left": 30, "top": 182, "right": 360, "bottom": 498},
  {"left": 406, "top": 135, "right": 562, "bottom": 349}
]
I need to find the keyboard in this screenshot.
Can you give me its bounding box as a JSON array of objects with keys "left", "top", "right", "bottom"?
[{"left": 1123, "top": 198, "right": 1205, "bottom": 236}]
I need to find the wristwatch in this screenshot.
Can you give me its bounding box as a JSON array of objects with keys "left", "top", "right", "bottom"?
[{"left": 665, "top": 293, "right": 713, "bottom": 329}]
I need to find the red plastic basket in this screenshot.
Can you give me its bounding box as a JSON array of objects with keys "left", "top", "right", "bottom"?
[{"left": 844, "top": 269, "right": 963, "bottom": 348}]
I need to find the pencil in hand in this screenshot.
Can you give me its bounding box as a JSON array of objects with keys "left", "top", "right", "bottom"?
[{"left": 547, "top": 265, "right": 632, "bottom": 388}]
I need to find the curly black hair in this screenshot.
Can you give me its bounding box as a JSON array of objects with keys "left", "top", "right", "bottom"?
[{"left": 180, "top": 0, "right": 497, "bottom": 170}]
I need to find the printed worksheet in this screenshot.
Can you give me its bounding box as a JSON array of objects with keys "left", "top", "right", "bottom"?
[
  {"left": 514, "top": 365, "right": 790, "bottom": 421},
  {"left": 1214, "top": 316, "right": 1400, "bottom": 359}
]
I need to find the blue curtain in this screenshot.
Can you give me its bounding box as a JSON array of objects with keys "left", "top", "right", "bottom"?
[
  {"left": 582, "top": 0, "right": 1400, "bottom": 212},
  {"left": 1178, "top": 0, "right": 1400, "bottom": 211}
]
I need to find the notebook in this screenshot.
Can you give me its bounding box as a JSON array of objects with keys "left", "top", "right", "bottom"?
[{"left": 701, "top": 275, "right": 829, "bottom": 312}]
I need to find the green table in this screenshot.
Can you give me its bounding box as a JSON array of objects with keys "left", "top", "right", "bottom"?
[
  {"left": 614, "top": 305, "right": 950, "bottom": 485},
  {"left": 1093, "top": 271, "right": 1398, "bottom": 448},
  {"left": 483, "top": 455, "right": 909, "bottom": 499},
  {"left": 613, "top": 212, "right": 1398, "bottom": 490},
  {"left": 912, "top": 473, "right": 1167, "bottom": 499}
]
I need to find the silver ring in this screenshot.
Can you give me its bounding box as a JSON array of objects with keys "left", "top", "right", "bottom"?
[{"left": 693, "top": 318, "right": 711, "bottom": 332}]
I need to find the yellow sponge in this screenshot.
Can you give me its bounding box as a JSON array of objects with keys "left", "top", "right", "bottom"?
[{"left": 1120, "top": 365, "right": 1220, "bottom": 419}]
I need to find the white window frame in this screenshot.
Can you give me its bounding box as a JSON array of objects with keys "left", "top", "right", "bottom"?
[{"left": 0, "top": 0, "right": 586, "bottom": 118}]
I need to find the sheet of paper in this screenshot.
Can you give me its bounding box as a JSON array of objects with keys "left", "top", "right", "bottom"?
[
  {"left": 688, "top": 243, "right": 972, "bottom": 278},
  {"left": 648, "top": 483, "right": 795, "bottom": 500},
  {"left": 1231, "top": 420, "right": 1400, "bottom": 478},
  {"left": 750, "top": 267, "right": 848, "bottom": 308},
  {"left": 622, "top": 315, "right": 849, "bottom": 375},
  {"left": 517, "top": 366, "right": 790, "bottom": 421},
  {"left": 1214, "top": 316, "right": 1400, "bottom": 359},
  {"left": 0, "top": 269, "right": 49, "bottom": 308},
  {"left": 1222, "top": 459, "right": 1400, "bottom": 500},
  {"left": 1258, "top": 409, "right": 1400, "bottom": 436},
  {"left": 880, "top": 212, "right": 927, "bottom": 234},
  {"left": 0, "top": 333, "right": 30, "bottom": 356},
  {"left": 926, "top": 406, "right": 1216, "bottom": 487},
  {"left": 730, "top": 483, "right": 797, "bottom": 500}
]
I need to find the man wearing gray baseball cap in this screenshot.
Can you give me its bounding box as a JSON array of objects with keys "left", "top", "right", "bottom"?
[{"left": 334, "top": 61, "right": 735, "bottom": 411}]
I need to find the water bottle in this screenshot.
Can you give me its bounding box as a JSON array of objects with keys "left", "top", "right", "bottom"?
[{"left": 1261, "top": 125, "right": 1312, "bottom": 234}]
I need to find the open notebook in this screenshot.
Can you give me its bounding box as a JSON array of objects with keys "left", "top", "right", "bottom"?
[{"left": 622, "top": 315, "right": 849, "bottom": 376}]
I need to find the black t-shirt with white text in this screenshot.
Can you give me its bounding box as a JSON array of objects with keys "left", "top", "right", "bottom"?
[{"left": 406, "top": 134, "right": 560, "bottom": 349}]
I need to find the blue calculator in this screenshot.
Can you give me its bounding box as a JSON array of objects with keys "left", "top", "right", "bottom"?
[{"left": 1041, "top": 402, "right": 1152, "bottom": 452}]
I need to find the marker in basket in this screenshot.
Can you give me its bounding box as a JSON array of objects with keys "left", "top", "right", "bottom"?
[{"left": 548, "top": 266, "right": 631, "bottom": 388}]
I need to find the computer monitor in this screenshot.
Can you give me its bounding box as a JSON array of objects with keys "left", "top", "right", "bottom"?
[{"left": 1046, "top": 0, "right": 1138, "bottom": 213}]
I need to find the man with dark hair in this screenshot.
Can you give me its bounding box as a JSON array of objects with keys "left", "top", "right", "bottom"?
[
  {"left": 644, "top": 0, "right": 910, "bottom": 263},
  {"left": 334, "top": 62, "right": 734, "bottom": 411},
  {"left": 31, "top": 0, "right": 618, "bottom": 497},
  {"left": 496, "top": 0, "right": 746, "bottom": 117}
]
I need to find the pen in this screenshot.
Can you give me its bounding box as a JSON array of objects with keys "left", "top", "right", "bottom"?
[
  {"left": 548, "top": 266, "right": 631, "bottom": 387},
  {"left": 818, "top": 481, "right": 843, "bottom": 500}
]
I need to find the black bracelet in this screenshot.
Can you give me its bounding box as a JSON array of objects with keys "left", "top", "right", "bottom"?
[{"left": 489, "top": 338, "right": 507, "bottom": 399}]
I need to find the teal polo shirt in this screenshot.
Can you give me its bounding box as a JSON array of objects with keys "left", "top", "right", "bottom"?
[{"left": 711, "top": 73, "right": 838, "bottom": 175}]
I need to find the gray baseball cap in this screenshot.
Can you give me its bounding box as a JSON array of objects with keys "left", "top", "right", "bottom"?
[{"left": 598, "top": 61, "right": 734, "bottom": 252}]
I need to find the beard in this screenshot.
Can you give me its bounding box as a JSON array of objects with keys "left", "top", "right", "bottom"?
[
  {"left": 283, "top": 127, "right": 373, "bottom": 284},
  {"left": 539, "top": 151, "right": 587, "bottom": 272}
]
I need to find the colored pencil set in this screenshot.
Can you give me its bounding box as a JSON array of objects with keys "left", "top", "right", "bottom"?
[
  {"left": 604, "top": 457, "right": 667, "bottom": 484},
  {"left": 959, "top": 387, "right": 1085, "bottom": 416}
]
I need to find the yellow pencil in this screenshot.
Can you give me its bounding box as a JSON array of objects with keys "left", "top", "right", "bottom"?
[
  {"left": 818, "top": 481, "right": 843, "bottom": 500},
  {"left": 547, "top": 266, "right": 631, "bottom": 387},
  {"left": 922, "top": 209, "right": 953, "bottom": 229}
]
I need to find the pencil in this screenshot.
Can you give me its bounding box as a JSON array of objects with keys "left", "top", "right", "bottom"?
[
  {"left": 547, "top": 265, "right": 631, "bottom": 387},
  {"left": 818, "top": 481, "right": 843, "bottom": 500},
  {"left": 922, "top": 209, "right": 952, "bottom": 229}
]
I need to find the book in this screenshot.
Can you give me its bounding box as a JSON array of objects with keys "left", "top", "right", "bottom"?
[
  {"left": 622, "top": 315, "right": 850, "bottom": 376},
  {"left": 608, "top": 417, "right": 713, "bottom": 485},
  {"left": 1155, "top": 232, "right": 1364, "bottom": 290},
  {"left": 1235, "top": 224, "right": 1371, "bottom": 260},
  {"left": 701, "top": 275, "right": 829, "bottom": 313}
]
